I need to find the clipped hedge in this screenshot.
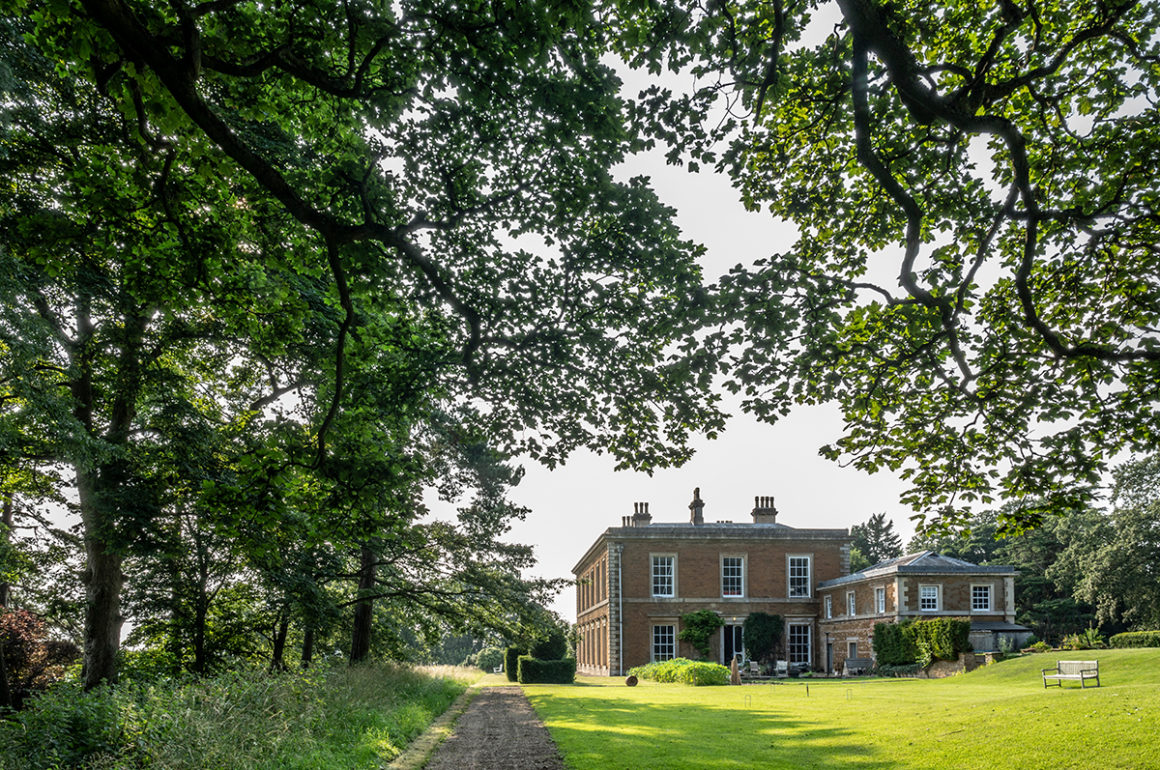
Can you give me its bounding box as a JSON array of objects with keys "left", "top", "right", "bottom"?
[
  {"left": 504, "top": 647, "right": 523, "bottom": 682},
  {"left": 1110, "top": 631, "right": 1160, "bottom": 648},
  {"left": 873, "top": 619, "right": 971, "bottom": 666},
  {"left": 516, "top": 656, "right": 576, "bottom": 684},
  {"left": 626, "top": 658, "right": 730, "bottom": 686}
]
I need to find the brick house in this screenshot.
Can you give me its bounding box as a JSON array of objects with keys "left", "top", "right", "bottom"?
[
  {"left": 572, "top": 490, "right": 851, "bottom": 676},
  {"left": 573, "top": 492, "right": 1030, "bottom": 676},
  {"left": 817, "top": 551, "right": 1033, "bottom": 674}
]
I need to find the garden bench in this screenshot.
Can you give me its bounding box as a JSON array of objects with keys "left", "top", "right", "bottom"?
[
  {"left": 843, "top": 657, "right": 873, "bottom": 676},
  {"left": 1042, "top": 660, "right": 1100, "bottom": 688}
]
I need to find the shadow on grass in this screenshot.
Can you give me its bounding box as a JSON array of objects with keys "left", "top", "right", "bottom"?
[{"left": 531, "top": 689, "right": 892, "bottom": 770}]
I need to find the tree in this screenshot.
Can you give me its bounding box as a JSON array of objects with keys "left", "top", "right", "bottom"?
[
  {"left": 850, "top": 513, "right": 903, "bottom": 566},
  {"left": 742, "top": 611, "right": 782, "bottom": 664},
  {"left": 6, "top": 0, "right": 726, "bottom": 687},
  {"left": 1056, "top": 456, "right": 1160, "bottom": 630},
  {"left": 615, "top": 0, "right": 1160, "bottom": 534}
]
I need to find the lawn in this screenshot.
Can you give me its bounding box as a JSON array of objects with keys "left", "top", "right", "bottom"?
[{"left": 522, "top": 649, "right": 1160, "bottom": 769}]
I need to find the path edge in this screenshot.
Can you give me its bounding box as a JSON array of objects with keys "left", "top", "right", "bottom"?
[{"left": 385, "top": 684, "right": 479, "bottom": 770}]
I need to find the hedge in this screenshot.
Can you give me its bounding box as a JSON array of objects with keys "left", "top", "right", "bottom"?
[
  {"left": 626, "top": 658, "right": 730, "bottom": 686},
  {"left": 516, "top": 656, "right": 576, "bottom": 684},
  {"left": 1110, "top": 631, "right": 1160, "bottom": 648},
  {"left": 504, "top": 647, "right": 523, "bottom": 682},
  {"left": 873, "top": 619, "right": 971, "bottom": 666}
]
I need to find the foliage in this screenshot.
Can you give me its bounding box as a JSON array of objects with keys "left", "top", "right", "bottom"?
[
  {"left": 677, "top": 610, "right": 724, "bottom": 659},
  {"left": 873, "top": 619, "right": 970, "bottom": 666},
  {"left": 1025, "top": 641, "right": 1053, "bottom": 653},
  {"left": 504, "top": 647, "right": 523, "bottom": 683},
  {"left": 0, "top": 608, "right": 80, "bottom": 710},
  {"left": 1062, "top": 627, "right": 1107, "bottom": 651},
  {"left": 531, "top": 627, "right": 570, "bottom": 662},
  {"left": 472, "top": 647, "right": 505, "bottom": 672},
  {"left": 626, "top": 658, "right": 730, "bottom": 686},
  {"left": 516, "top": 655, "right": 576, "bottom": 684},
  {"left": 1109, "top": 631, "right": 1160, "bottom": 649},
  {"left": 533, "top": 650, "right": 1160, "bottom": 769},
  {"left": 874, "top": 663, "right": 922, "bottom": 678},
  {"left": 1055, "top": 456, "right": 1160, "bottom": 630},
  {"left": 615, "top": 0, "right": 1160, "bottom": 535},
  {"left": 741, "top": 612, "right": 782, "bottom": 663},
  {"left": 0, "top": 662, "right": 474, "bottom": 769},
  {"left": 849, "top": 514, "right": 903, "bottom": 566}
]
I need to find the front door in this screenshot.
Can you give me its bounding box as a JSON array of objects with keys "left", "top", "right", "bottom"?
[{"left": 723, "top": 624, "right": 744, "bottom": 665}]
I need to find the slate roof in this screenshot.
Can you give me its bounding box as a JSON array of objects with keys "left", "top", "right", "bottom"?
[{"left": 817, "top": 549, "right": 1016, "bottom": 589}]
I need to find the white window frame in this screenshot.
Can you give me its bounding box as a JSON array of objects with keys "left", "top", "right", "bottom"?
[
  {"left": 788, "top": 555, "right": 812, "bottom": 598},
  {"left": 787, "top": 623, "right": 812, "bottom": 666},
  {"left": 919, "top": 584, "right": 940, "bottom": 612},
  {"left": 652, "top": 624, "right": 676, "bottom": 661},
  {"left": 971, "top": 584, "right": 992, "bottom": 612},
  {"left": 824, "top": 595, "right": 832, "bottom": 619},
  {"left": 875, "top": 586, "right": 886, "bottom": 614},
  {"left": 651, "top": 554, "right": 676, "bottom": 598},
  {"left": 846, "top": 590, "right": 857, "bottom": 617},
  {"left": 721, "top": 555, "right": 745, "bottom": 598}
]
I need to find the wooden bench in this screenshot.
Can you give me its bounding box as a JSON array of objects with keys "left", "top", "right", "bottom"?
[
  {"left": 843, "top": 657, "right": 873, "bottom": 676},
  {"left": 1042, "top": 660, "right": 1100, "bottom": 688}
]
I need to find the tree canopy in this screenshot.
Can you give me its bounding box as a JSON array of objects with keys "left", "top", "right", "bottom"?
[{"left": 614, "top": 0, "right": 1160, "bottom": 534}]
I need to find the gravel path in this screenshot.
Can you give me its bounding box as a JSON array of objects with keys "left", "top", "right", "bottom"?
[{"left": 422, "top": 686, "right": 566, "bottom": 770}]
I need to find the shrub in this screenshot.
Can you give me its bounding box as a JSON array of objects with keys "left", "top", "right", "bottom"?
[
  {"left": 475, "top": 646, "right": 505, "bottom": 671},
  {"left": 516, "top": 656, "right": 576, "bottom": 684},
  {"left": 1025, "top": 641, "right": 1053, "bottom": 653},
  {"left": 1109, "top": 631, "right": 1160, "bottom": 648},
  {"left": 678, "top": 610, "right": 724, "bottom": 658},
  {"left": 531, "top": 629, "right": 569, "bottom": 661},
  {"left": 742, "top": 612, "right": 782, "bottom": 663},
  {"left": 627, "top": 658, "right": 730, "bottom": 686},
  {"left": 873, "top": 619, "right": 971, "bottom": 666},
  {"left": 0, "top": 682, "right": 130, "bottom": 768},
  {"left": 0, "top": 608, "right": 81, "bottom": 710},
  {"left": 1062, "top": 627, "right": 1107, "bottom": 650},
  {"left": 875, "top": 663, "right": 922, "bottom": 677},
  {"left": 504, "top": 646, "right": 523, "bottom": 682}
]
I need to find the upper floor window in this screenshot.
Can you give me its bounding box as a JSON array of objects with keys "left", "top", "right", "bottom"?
[
  {"left": 722, "top": 556, "right": 744, "bottom": 597},
  {"left": 875, "top": 586, "right": 886, "bottom": 614},
  {"left": 788, "top": 556, "right": 811, "bottom": 598},
  {"left": 846, "top": 591, "right": 857, "bottom": 616},
  {"left": 919, "top": 584, "right": 940, "bottom": 612},
  {"left": 972, "top": 584, "right": 992, "bottom": 612},
  {"left": 824, "top": 595, "right": 833, "bottom": 619},
  {"left": 652, "top": 555, "right": 675, "bottom": 597}
]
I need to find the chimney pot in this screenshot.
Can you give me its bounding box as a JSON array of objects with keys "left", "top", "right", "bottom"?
[{"left": 752, "top": 494, "right": 778, "bottom": 524}]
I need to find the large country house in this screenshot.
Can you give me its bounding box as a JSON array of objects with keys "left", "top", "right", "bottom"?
[{"left": 572, "top": 490, "right": 1030, "bottom": 676}]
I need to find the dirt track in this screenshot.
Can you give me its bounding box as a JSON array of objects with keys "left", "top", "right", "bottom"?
[{"left": 422, "top": 686, "right": 566, "bottom": 770}]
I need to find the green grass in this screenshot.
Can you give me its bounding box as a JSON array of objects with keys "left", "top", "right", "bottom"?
[
  {"left": 523, "top": 649, "right": 1160, "bottom": 769},
  {"left": 0, "top": 663, "right": 479, "bottom": 770}
]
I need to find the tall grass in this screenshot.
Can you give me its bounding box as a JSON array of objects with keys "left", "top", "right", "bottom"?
[{"left": 0, "top": 662, "right": 478, "bottom": 770}]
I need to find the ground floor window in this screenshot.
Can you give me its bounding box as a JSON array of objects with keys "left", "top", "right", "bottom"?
[
  {"left": 652, "top": 624, "right": 675, "bottom": 661},
  {"left": 788, "top": 623, "right": 811, "bottom": 666}
]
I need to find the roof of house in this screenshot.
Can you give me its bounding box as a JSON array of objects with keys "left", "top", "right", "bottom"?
[{"left": 817, "top": 550, "right": 1017, "bottom": 589}]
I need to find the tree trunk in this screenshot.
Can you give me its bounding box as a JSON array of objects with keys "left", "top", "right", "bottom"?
[
  {"left": 270, "top": 614, "right": 289, "bottom": 672},
  {"left": 0, "top": 497, "right": 10, "bottom": 708},
  {"left": 78, "top": 466, "right": 125, "bottom": 690},
  {"left": 349, "top": 544, "right": 376, "bottom": 664},
  {"left": 300, "top": 624, "right": 314, "bottom": 669},
  {"left": 0, "top": 494, "right": 12, "bottom": 607}
]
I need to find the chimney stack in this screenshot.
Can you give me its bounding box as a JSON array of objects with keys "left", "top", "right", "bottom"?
[
  {"left": 752, "top": 495, "right": 778, "bottom": 524},
  {"left": 689, "top": 487, "right": 705, "bottom": 525},
  {"left": 631, "top": 501, "right": 652, "bottom": 527}
]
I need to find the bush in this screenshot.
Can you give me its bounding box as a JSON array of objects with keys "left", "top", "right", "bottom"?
[
  {"left": 742, "top": 612, "right": 782, "bottom": 663},
  {"left": 0, "top": 608, "right": 81, "bottom": 709},
  {"left": 475, "top": 646, "right": 504, "bottom": 671},
  {"left": 516, "top": 656, "right": 576, "bottom": 684},
  {"left": 1109, "top": 631, "right": 1160, "bottom": 648},
  {"left": 531, "top": 629, "right": 569, "bottom": 661},
  {"left": 0, "top": 682, "right": 128, "bottom": 768},
  {"left": 626, "top": 658, "right": 730, "bottom": 686},
  {"left": 1025, "top": 641, "right": 1053, "bottom": 653},
  {"left": 504, "top": 646, "right": 523, "bottom": 682},
  {"left": 875, "top": 663, "right": 922, "bottom": 677},
  {"left": 873, "top": 619, "right": 971, "bottom": 666},
  {"left": 1062, "top": 627, "right": 1107, "bottom": 650},
  {"left": 678, "top": 610, "right": 724, "bottom": 658}
]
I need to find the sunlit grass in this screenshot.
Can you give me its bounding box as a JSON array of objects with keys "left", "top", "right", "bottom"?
[{"left": 524, "top": 649, "right": 1160, "bottom": 769}]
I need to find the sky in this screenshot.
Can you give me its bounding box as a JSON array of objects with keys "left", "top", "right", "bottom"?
[{"left": 487, "top": 146, "right": 919, "bottom": 621}]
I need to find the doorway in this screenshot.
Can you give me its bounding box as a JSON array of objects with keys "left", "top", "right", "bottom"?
[{"left": 723, "top": 624, "right": 744, "bottom": 665}]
